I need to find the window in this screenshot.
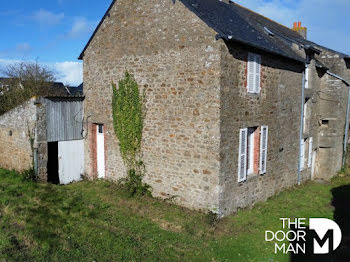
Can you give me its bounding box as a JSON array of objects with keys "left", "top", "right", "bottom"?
[
  {"left": 300, "top": 138, "right": 306, "bottom": 171},
  {"left": 247, "top": 53, "right": 261, "bottom": 94},
  {"left": 305, "top": 64, "right": 309, "bottom": 89},
  {"left": 238, "top": 126, "right": 268, "bottom": 182},
  {"left": 321, "top": 120, "right": 329, "bottom": 127},
  {"left": 247, "top": 127, "right": 258, "bottom": 175},
  {"left": 98, "top": 124, "right": 103, "bottom": 134},
  {"left": 303, "top": 98, "right": 310, "bottom": 133},
  {"left": 308, "top": 137, "right": 313, "bottom": 168}
]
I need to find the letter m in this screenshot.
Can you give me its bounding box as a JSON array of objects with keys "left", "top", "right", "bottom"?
[{"left": 311, "top": 229, "right": 334, "bottom": 254}]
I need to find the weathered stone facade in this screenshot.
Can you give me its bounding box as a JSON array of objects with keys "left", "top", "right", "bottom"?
[
  {"left": 81, "top": 0, "right": 350, "bottom": 215},
  {"left": 218, "top": 43, "right": 307, "bottom": 214},
  {"left": 0, "top": 98, "right": 37, "bottom": 171},
  {"left": 83, "top": 0, "right": 222, "bottom": 211},
  {"left": 311, "top": 51, "right": 349, "bottom": 179}
]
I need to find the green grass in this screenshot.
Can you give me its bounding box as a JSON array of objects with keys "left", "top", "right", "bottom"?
[{"left": 0, "top": 168, "right": 349, "bottom": 261}]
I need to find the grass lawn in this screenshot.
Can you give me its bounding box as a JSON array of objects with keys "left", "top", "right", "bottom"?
[{"left": 0, "top": 168, "right": 349, "bottom": 261}]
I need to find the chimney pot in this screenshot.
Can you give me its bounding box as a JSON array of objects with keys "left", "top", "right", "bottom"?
[{"left": 292, "top": 21, "right": 307, "bottom": 39}]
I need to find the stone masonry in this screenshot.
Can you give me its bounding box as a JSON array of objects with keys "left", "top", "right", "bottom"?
[
  {"left": 0, "top": 98, "right": 37, "bottom": 171},
  {"left": 81, "top": 0, "right": 350, "bottom": 216},
  {"left": 219, "top": 43, "right": 306, "bottom": 214},
  {"left": 83, "top": 0, "right": 222, "bottom": 211}
]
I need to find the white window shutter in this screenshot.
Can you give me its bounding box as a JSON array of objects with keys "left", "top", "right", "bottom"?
[
  {"left": 300, "top": 139, "right": 305, "bottom": 171},
  {"left": 238, "top": 128, "right": 248, "bottom": 182},
  {"left": 308, "top": 137, "right": 313, "bottom": 168},
  {"left": 247, "top": 53, "right": 255, "bottom": 93},
  {"left": 254, "top": 55, "right": 261, "bottom": 93},
  {"left": 259, "top": 126, "right": 268, "bottom": 174}
]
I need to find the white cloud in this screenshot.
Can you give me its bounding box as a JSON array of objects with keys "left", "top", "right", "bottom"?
[
  {"left": 32, "top": 9, "right": 64, "bottom": 26},
  {"left": 0, "top": 59, "right": 82, "bottom": 86},
  {"left": 15, "top": 43, "right": 32, "bottom": 54},
  {"left": 0, "top": 42, "right": 32, "bottom": 58},
  {"left": 54, "top": 61, "right": 82, "bottom": 86},
  {"left": 67, "top": 17, "right": 96, "bottom": 38},
  {"left": 233, "top": 0, "right": 350, "bottom": 54},
  {"left": 0, "top": 58, "right": 21, "bottom": 72}
]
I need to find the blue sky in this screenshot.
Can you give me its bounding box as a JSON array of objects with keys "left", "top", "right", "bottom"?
[
  {"left": 0, "top": 0, "right": 349, "bottom": 85},
  {"left": 0, "top": 0, "right": 111, "bottom": 85}
]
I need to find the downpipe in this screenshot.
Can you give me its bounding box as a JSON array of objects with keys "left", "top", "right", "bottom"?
[
  {"left": 297, "top": 66, "right": 306, "bottom": 185},
  {"left": 342, "top": 85, "right": 350, "bottom": 167}
]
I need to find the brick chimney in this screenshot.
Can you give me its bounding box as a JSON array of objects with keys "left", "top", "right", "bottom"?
[{"left": 293, "top": 21, "right": 307, "bottom": 39}]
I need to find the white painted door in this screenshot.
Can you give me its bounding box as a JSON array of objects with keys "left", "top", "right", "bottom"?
[
  {"left": 58, "top": 140, "right": 84, "bottom": 184},
  {"left": 97, "top": 124, "right": 105, "bottom": 178}
]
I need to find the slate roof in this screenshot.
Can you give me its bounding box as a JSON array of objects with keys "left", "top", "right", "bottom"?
[
  {"left": 66, "top": 83, "right": 84, "bottom": 97},
  {"left": 180, "top": 0, "right": 349, "bottom": 62},
  {"left": 79, "top": 0, "right": 349, "bottom": 63}
]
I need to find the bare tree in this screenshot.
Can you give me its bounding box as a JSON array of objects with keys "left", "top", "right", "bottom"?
[{"left": 0, "top": 61, "right": 56, "bottom": 115}]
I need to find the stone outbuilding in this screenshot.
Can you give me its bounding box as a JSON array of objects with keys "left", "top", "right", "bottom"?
[
  {"left": 79, "top": 0, "right": 350, "bottom": 216},
  {"left": 0, "top": 83, "right": 85, "bottom": 185}
]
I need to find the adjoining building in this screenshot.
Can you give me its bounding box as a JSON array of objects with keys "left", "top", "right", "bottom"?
[{"left": 0, "top": 81, "right": 85, "bottom": 185}]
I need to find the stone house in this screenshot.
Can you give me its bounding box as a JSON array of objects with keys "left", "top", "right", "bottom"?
[{"left": 79, "top": 0, "right": 350, "bottom": 216}]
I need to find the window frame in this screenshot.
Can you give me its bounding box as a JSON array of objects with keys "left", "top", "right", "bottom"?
[{"left": 238, "top": 125, "right": 268, "bottom": 182}]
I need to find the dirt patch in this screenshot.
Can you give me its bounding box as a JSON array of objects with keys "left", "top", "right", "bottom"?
[{"left": 151, "top": 218, "right": 182, "bottom": 233}]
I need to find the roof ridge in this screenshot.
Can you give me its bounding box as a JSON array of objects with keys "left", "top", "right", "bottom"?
[
  {"left": 231, "top": 1, "right": 295, "bottom": 36},
  {"left": 230, "top": 1, "right": 295, "bottom": 33}
]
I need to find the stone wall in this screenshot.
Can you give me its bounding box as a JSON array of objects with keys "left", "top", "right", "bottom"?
[
  {"left": 311, "top": 50, "right": 350, "bottom": 179},
  {"left": 35, "top": 97, "right": 48, "bottom": 181},
  {"left": 0, "top": 98, "right": 37, "bottom": 171},
  {"left": 218, "top": 42, "right": 306, "bottom": 215},
  {"left": 82, "top": 0, "right": 222, "bottom": 211},
  {"left": 313, "top": 72, "right": 348, "bottom": 179},
  {"left": 81, "top": 0, "right": 350, "bottom": 215}
]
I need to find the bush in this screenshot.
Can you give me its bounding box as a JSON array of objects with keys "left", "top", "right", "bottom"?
[
  {"left": 20, "top": 168, "right": 36, "bottom": 182},
  {"left": 118, "top": 168, "right": 151, "bottom": 197}
]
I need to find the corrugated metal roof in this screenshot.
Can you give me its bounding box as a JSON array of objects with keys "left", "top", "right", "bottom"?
[{"left": 45, "top": 94, "right": 85, "bottom": 99}]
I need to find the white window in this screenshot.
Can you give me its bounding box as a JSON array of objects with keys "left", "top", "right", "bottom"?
[
  {"left": 303, "top": 98, "right": 310, "bottom": 133},
  {"left": 308, "top": 137, "right": 313, "bottom": 168},
  {"left": 247, "top": 127, "right": 257, "bottom": 175},
  {"left": 259, "top": 126, "right": 268, "bottom": 174},
  {"left": 305, "top": 64, "right": 309, "bottom": 89},
  {"left": 300, "top": 139, "right": 305, "bottom": 171},
  {"left": 238, "top": 126, "right": 268, "bottom": 182},
  {"left": 247, "top": 53, "right": 261, "bottom": 94}
]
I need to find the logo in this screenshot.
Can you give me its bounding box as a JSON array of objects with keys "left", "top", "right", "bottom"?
[{"left": 265, "top": 218, "right": 342, "bottom": 254}]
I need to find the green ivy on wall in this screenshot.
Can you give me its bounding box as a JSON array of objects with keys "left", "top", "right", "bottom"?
[{"left": 112, "top": 71, "right": 150, "bottom": 196}]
